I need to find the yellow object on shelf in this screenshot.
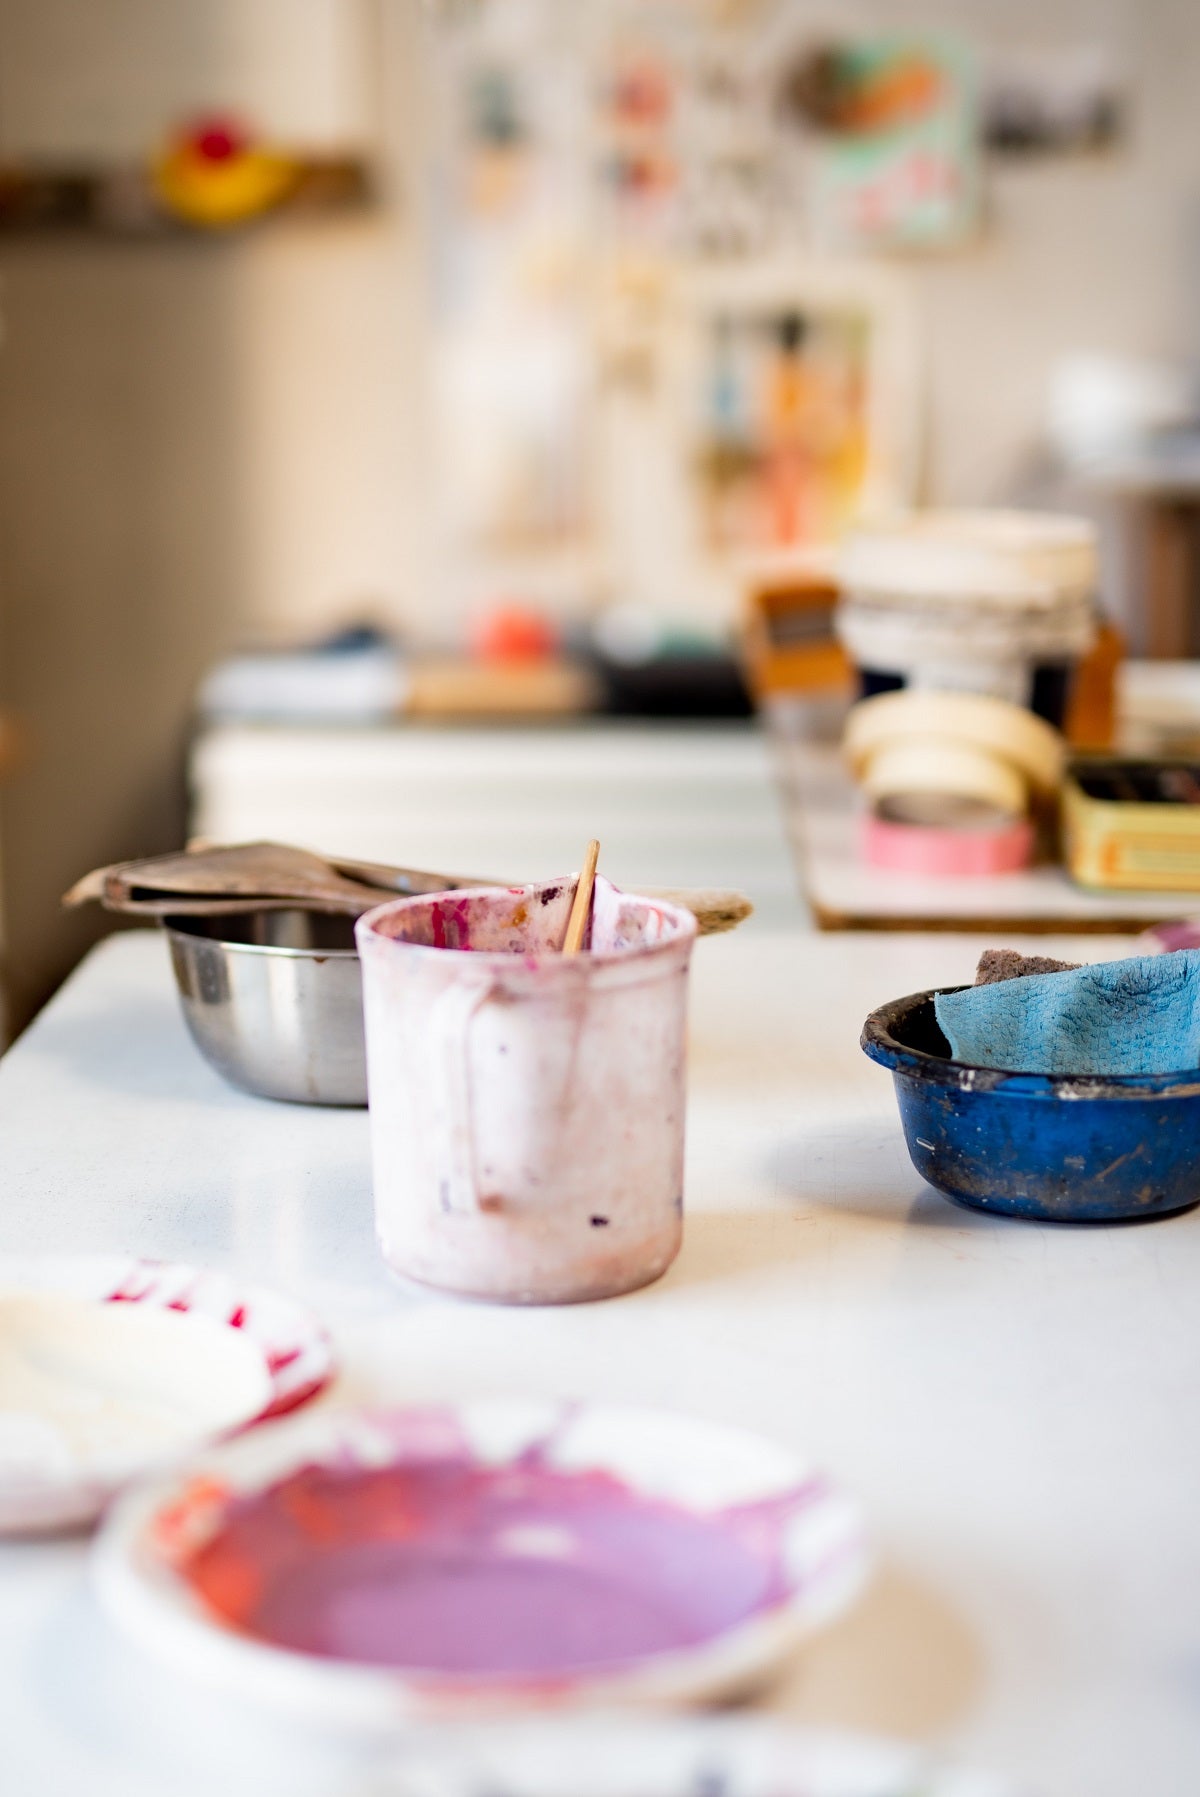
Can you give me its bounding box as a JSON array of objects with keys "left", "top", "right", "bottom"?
[
  {"left": 1063, "top": 760, "right": 1200, "bottom": 892},
  {"left": 860, "top": 736, "right": 1028, "bottom": 822},
  {"left": 844, "top": 688, "right": 1064, "bottom": 827},
  {"left": 845, "top": 690, "right": 1065, "bottom": 794},
  {"left": 152, "top": 119, "right": 298, "bottom": 227}
]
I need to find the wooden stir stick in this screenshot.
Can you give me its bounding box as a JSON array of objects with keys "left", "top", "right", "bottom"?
[{"left": 562, "top": 839, "right": 600, "bottom": 955}]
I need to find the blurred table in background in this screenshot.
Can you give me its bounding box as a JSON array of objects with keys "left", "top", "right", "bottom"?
[
  {"left": 190, "top": 706, "right": 1200, "bottom": 938},
  {"left": 190, "top": 721, "right": 806, "bottom": 928}
]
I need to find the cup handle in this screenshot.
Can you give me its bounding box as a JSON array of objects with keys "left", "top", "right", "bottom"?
[{"left": 429, "top": 977, "right": 497, "bottom": 1215}]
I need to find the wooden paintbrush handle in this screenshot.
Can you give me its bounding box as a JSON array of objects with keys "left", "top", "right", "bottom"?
[{"left": 562, "top": 840, "right": 601, "bottom": 954}]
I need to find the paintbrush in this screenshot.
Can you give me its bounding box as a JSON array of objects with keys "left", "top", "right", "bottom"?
[{"left": 562, "top": 839, "right": 600, "bottom": 954}]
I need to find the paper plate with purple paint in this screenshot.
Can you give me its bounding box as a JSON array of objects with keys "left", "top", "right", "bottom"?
[
  {"left": 93, "top": 1400, "right": 868, "bottom": 1723},
  {"left": 0, "top": 1256, "right": 334, "bottom": 1533},
  {"left": 380, "top": 1715, "right": 1027, "bottom": 1797}
]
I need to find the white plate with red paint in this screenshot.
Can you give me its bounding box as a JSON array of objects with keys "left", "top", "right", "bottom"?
[
  {"left": 373, "top": 1716, "right": 1027, "bottom": 1797},
  {"left": 0, "top": 1255, "right": 334, "bottom": 1533},
  {"left": 94, "top": 1400, "right": 868, "bottom": 1725}
]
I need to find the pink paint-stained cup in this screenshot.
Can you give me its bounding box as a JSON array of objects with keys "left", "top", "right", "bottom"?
[{"left": 355, "top": 876, "right": 697, "bottom": 1305}]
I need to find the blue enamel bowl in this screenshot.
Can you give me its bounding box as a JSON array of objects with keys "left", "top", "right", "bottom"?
[{"left": 862, "top": 986, "right": 1200, "bottom": 1223}]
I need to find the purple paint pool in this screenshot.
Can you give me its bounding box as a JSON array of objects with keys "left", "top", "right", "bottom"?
[{"left": 182, "top": 1456, "right": 788, "bottom": 1676}]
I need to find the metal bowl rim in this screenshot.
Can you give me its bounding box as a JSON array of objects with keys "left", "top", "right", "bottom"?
[{"left": 163, "top": 916, "right": 360, "bottom": 961}]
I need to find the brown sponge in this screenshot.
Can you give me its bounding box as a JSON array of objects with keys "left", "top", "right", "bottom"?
[{"left": 974, "top": 948, "right": 1082, "bottom": 986}]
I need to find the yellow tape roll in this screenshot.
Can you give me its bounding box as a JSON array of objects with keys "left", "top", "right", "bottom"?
[
  {"left": 861, "top": 737, "right": 1028, "bottom": 825},
  {"left": 844, "top": 690, "right": 1064, "bottom": 796}
]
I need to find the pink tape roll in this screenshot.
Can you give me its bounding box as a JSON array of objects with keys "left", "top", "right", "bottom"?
[{"left": 863, "top": 812, "right": 1035, "bottom": 878}]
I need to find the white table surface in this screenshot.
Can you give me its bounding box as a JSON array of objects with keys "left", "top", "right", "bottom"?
[{"left": 2, "top": 928, "right": 1198, "bottom": 1797}]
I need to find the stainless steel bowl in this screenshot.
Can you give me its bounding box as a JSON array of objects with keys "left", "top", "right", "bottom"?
[{"left": 165, "top": 910, "right": 367, "bottom": 1106}]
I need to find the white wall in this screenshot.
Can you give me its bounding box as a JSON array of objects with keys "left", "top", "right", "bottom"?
[
  {"left": 909, "top": 0, "right": 1200, "bottom": 502},
  {"left": 6, "top": 0, "right": 1198, "bottom": 644},
  {"left": 0, "top": 0, "right": 371, "bottom": 156}
]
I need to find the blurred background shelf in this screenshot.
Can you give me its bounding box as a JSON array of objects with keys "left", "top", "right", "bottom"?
[{"left": 0, "top": 157, "right": 374, "bottom": 237}]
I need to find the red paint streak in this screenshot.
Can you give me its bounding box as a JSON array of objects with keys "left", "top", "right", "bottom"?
[
  {"left": 197, "top": 1549, "right": 265, "bottom": 1617},
  {"left": 257, "top": 1376, "right": 329, "bottom": 1423},
  {"left": 107, "top": 1280, "right": 155, "bottom": 1304},
  {"left": 151, "top": 1474, "right": 232, "bottom": 1563},
  {"left": 100, "top": 1264, "right": 331, "bottom": 1432},
  {"left": 191, "top": 118, "right": 249, "bottom": 162},
  {"left": 410, "top": 1669, "right": 579, "bottom": 1705},
  {"left": 427, "top": 897, "right": 475, "bottom": 952},
  {"left": 107, "top": 1259, "right": 178, "bottom": 1306}
]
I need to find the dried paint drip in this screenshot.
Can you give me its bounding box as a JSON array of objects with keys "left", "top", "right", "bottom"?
[{"left": 181, "top": 1455, "right": 791, "bottom": 1675}]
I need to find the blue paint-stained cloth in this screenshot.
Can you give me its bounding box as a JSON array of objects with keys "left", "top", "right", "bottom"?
[{"left": 934, "top": 949, "right": 1200, "bottom": 1076}]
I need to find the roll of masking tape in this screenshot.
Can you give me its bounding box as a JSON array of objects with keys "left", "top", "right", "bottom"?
[
  {"left": 844, "top": 689, "right": 1064, "bottom": 797},
  {"left": 861, "top": 737, "right": 1028, "bottom": 826}
]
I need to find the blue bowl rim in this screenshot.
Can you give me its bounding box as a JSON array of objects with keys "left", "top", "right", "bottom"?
[{"left": 861, "top": 986, "right": 1200, "bottom": 1101}]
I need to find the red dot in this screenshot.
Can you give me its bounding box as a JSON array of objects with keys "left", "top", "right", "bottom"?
[{"left": 192, "top": 120, "right": 247, "bottom": 162}]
